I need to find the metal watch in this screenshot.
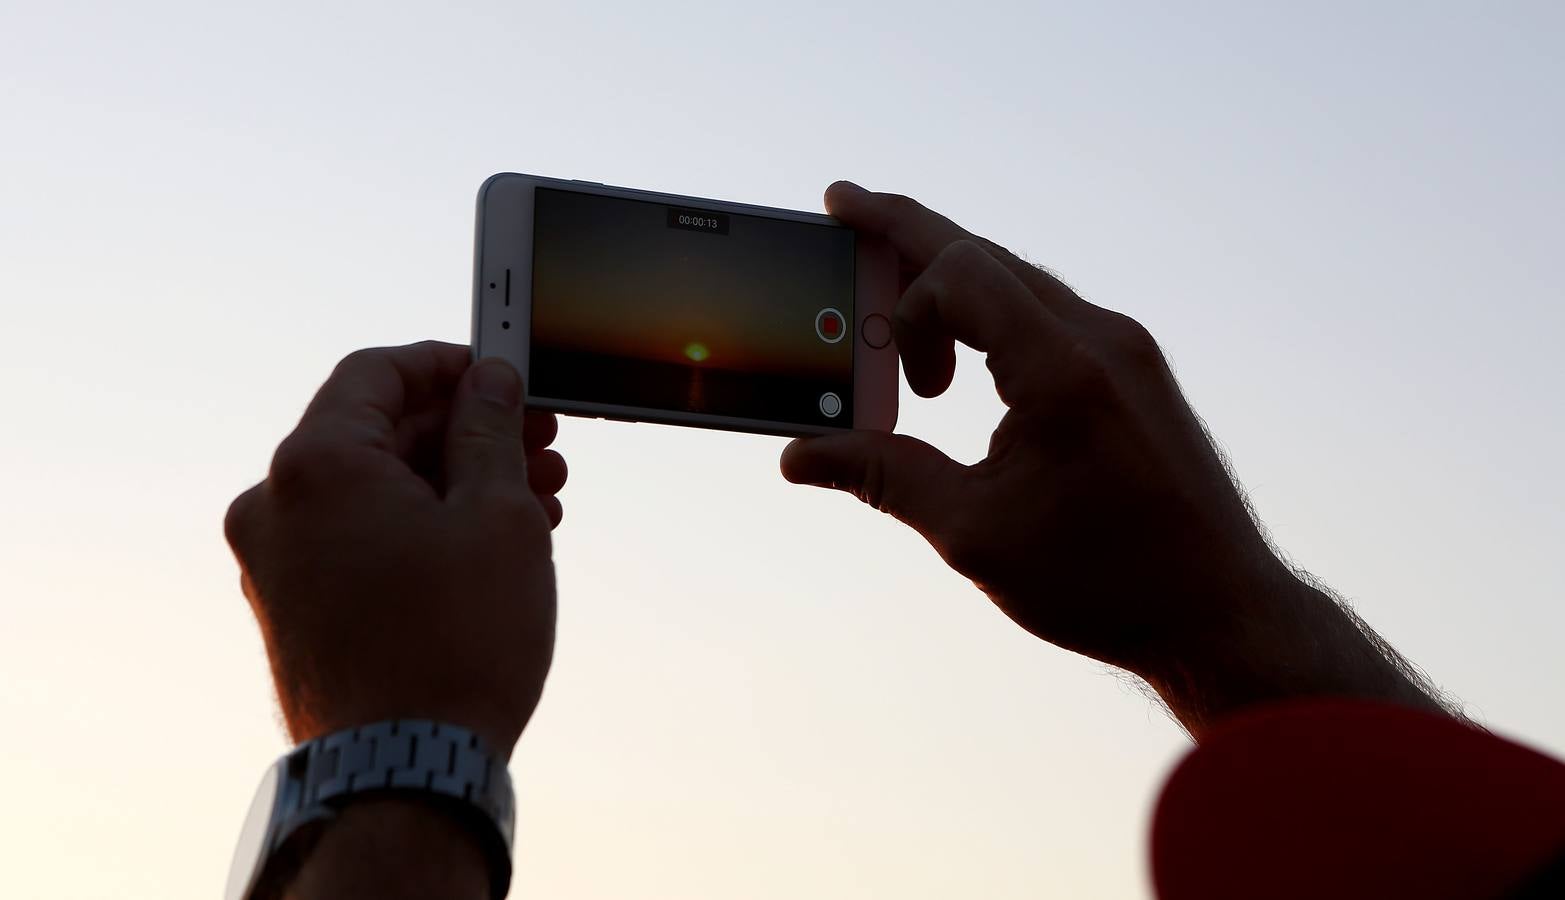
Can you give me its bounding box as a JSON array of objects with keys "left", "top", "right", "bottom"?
[{"left": 224, "top": 719, "right": 515, "bottom": 900}]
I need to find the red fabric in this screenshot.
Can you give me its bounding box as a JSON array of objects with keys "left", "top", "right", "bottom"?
[{"left": 1152, "top": 700, "right": 1565, "bottom": 900}]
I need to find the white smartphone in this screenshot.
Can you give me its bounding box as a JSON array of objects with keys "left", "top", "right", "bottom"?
[{"left": 472, "top": 173, "right": 898, "bottom": 437}]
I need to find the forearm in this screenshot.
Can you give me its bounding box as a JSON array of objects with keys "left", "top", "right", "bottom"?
[
  {"left": 284, "top": 799, "right": 491, "bottom": 900},
  {"left": 1141, "top": 570, "right": 1454, "bottom": 739}
]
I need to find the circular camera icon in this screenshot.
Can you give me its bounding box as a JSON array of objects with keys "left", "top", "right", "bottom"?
[
  {"left": 819, "top": 391, "right": 842, "bottom": 418},
  {"left": 815, "top": 308, "right": 846, "bottom": 344}
]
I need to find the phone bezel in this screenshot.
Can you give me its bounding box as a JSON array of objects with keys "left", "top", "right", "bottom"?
[{"left": 473, "top": 172, "right": 898, "bottom": 438}]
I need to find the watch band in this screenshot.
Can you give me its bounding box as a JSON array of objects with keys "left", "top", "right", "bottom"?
[{"left": 283, "top": 720, "right": 515, "bottom": 899}]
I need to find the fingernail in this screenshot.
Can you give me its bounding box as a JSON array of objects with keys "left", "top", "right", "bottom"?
[
  {"left": 472, "top": 359, "right": 522, "bottom": 408},
  {"left": 832, "top": 180, "right": 868, "bottom": 196}
]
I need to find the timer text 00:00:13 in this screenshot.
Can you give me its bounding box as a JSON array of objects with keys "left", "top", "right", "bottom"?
[{"left": 666, "top": 207, "right": 730, "bottom": 234}]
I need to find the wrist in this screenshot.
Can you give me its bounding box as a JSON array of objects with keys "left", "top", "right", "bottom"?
[
  {"left": 1137, "top": 564, "right": 1447, "bottom": 737},
  {"left": 1136, "top": 565, "right": 1312, "bottom": 735},
  {"left": 229, "top": 720, "right": 515, "bottom": 900},
  {"left": 277, "top": 686, "right": 537, "bottom": 762},
  {"left": 285, "top": 798, "right": 492, "bottom": 900}
]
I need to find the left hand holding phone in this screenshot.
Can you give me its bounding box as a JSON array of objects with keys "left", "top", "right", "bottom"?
[
  {"left": 225, "top": 341, "right": 566, "bottom": 899},
  {"left": 224, "top": 341, "right": 565, "bottom": 758}
]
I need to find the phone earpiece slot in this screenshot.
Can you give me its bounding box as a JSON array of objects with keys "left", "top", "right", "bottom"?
[{"left": 504, "top": 269, "right": 512, "bottom": 307}]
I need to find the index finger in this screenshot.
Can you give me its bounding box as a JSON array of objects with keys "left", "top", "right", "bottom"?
[
  {"left": 897, "top": 241, "right": 1070, "bottom": 408},
  {"left": 299, "top": 341, "right": 473, "bottom": 451},
  {"left": 824, "top": 181, "right": 1084, "bottom": 313}
]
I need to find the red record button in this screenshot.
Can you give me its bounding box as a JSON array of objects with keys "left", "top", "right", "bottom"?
[{"left": 815, "top": 308, "right": 846, "bottom": 344}]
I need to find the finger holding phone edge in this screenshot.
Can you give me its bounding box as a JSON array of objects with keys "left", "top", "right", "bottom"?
[
  {"left": 895, "top": 240, "right": 1070, "bottom": 407},
  {"left": 825, "top": 181, "right": 1084, "bottom": 318}
]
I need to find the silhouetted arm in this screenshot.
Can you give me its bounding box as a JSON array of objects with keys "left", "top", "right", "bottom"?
[
  {"left": 782, "top": 183, "right": 1454, "bottom": 739},
  {"left": 1138, "top": 573, "right": 1451, "bottom": 738}
]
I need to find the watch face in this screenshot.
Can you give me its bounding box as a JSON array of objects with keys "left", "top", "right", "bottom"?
[{"left": 225, "top": 759, "right": 283, "bottom": 900}]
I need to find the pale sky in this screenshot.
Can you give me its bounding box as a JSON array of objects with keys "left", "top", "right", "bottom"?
[{"left": 2, "top": 2, "right": 1562, "bottom": 898}]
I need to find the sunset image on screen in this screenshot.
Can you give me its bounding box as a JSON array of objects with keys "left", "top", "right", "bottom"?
[{"left": 529, "top": 188, "right": 856, "bottom": 427}]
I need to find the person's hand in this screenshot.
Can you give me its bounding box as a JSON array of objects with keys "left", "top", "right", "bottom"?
[
  {"left": 225, "top": 341, "right": 566, "bottom": 756},
  {"left": 783, "top": 183, "right": 1446, "bottom": 734}
]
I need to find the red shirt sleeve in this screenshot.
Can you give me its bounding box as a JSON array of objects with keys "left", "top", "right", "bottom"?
[{"left": 1151, "top": 699, "right": 1565, "bottom": 900}]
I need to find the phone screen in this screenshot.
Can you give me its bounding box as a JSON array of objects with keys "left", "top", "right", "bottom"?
[{"left": 529, "top": 187, "right": 856, "bottom": 428}]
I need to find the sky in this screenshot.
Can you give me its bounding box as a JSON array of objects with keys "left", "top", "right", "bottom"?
[{"left": 1, "top": 2, "right": 1562, "bottom": 898}]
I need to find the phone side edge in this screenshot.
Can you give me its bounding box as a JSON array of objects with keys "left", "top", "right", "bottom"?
[
  {"left": 472, "top": 173, "right": 535, "bottom": 380},
  {"left": 471, "top": 175, "right": 508, "bottom": 361}
]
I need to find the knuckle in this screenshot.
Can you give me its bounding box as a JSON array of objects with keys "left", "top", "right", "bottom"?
[
  {"left": 485, "top": 489, "right": 553, "bottom": 538},
  {"left": 892, "top": 297, "right": 925, "bottom": 334},
  {"left": 854, "top": 453, "right": 890, "bottom": 513},
  {"left": 223, "top": 486, "right": 263, "bottom": 552},
  {"left": 884, "top": 192, "right": 923, "bottom": 218},
  {"left": 927, "top": 240, "right": 998, "bottom": 290},
  {"left": 1104, "top": 313, "right": 1165, "bottom": 367},
  {"left": 337, "top": 346, "right": 385, "bottom": 370},
  {"left": 267, "top": 433, "right": 354, "bottom": 497},
  {"left": 326, "top": 346, "right": 396, "bottom": 385},
  {"left": 912, "top": 241, "right": 985, "bottom": 299},
  {"left": 455, "top": 401, "right": 526, "bottom": 443},
  {"left": 1059, "top": 345, "right": 1117, "bottom": 404},
  {"left": 453, "top": 424, "right": 523, "bottom": 460},
  {"left": 267, "top": 437, "right": 314, "bottom": 493},
  {"left": 937, "top": 238, "right": 988, "bottom": 270}
]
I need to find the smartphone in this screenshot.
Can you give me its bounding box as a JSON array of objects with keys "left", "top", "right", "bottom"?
[{"left": 472, "top": 173, "right": 898, "bottom": 437}]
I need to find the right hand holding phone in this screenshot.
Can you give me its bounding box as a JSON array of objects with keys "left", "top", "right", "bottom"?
[{"left": 782, "top": 183, "right": 1353, "bottom": 733}]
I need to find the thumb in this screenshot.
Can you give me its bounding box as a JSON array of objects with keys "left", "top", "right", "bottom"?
[
  {"left": 780, "top": 431, "right": 968, "bottom": 539},
  {"left": 445, "top": 358, "right": 529, "bottom": 505}
]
